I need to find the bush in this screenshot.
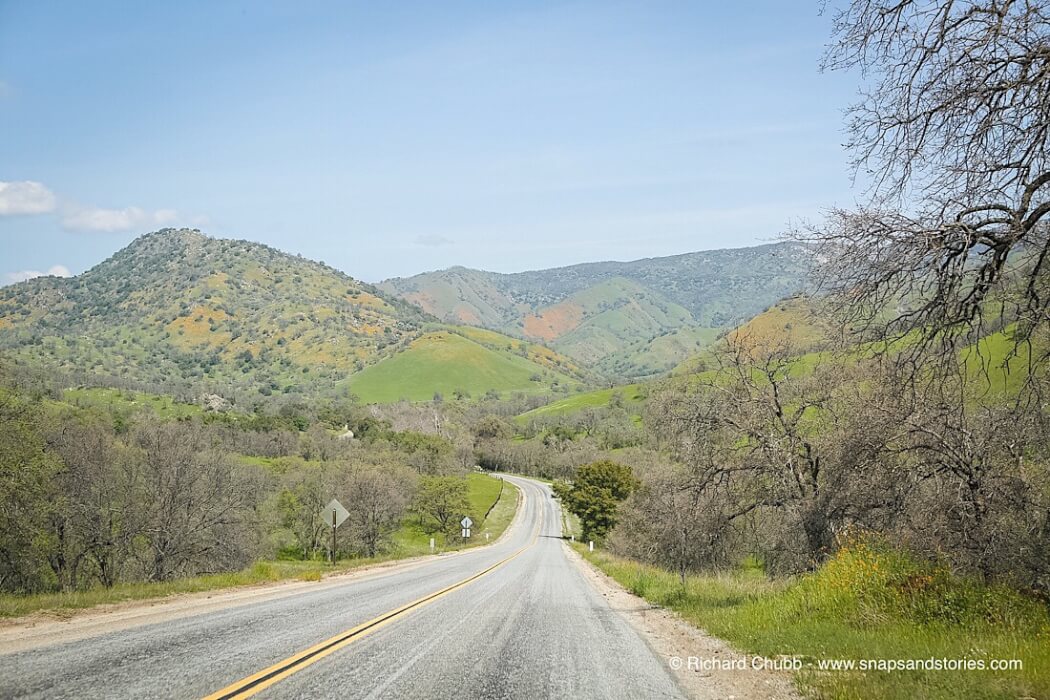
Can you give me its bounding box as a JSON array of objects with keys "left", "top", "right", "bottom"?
[{"left": 787, "top": 534, "right": 1050, "bottom": 631}]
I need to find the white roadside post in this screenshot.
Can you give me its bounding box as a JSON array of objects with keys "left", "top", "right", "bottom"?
[
  {"left": 589, "top": 540, "right": 594, "bottom": 552},
  {"left": 429, "top": 537, "right": 435, "bottom": 552},
  {"left": 461, "top": 516, "right": 473, "bottom": 539},
  {"left": 320, "top": 498, "right": 350, "bottom": 564}
]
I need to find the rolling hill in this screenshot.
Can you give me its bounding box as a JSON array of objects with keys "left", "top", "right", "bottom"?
[
  {"left": 520, "top": 294, "right": 1038, "bottom": 424},
  {"left": 379, "top": 242, "right": 812, "bottom": 377},
  {"left": 347, "top": 330, "right": 583, "bottom": 403},
  {"left": 0, "top": 229, "right": 586, "bottom": 406}
]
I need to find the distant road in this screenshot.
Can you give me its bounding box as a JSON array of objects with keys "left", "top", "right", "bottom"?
[{"left": 1, "top": 476, "right": 683, "bottom": 699}]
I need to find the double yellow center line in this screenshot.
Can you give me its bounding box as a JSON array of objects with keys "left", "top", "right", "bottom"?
[{"left": 204, "top": 483, "right": 538, "bottom": 699}]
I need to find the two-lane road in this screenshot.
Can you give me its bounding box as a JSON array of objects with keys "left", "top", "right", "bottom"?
[{"left": 1, "top": 476, "right": 683, "bottom": 699}]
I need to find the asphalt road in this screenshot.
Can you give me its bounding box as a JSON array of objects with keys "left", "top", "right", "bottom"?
[{"left": 1, "top": 476, "right": 683, "bottom": 699}]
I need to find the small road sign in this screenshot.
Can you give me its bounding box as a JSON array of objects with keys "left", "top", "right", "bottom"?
[
  {"left": 322, "top": 499, "right": 349, "bottom": 528},
  {"left": 321, "top": 498, "right": 349, "bottom": 564},
  {"left": 460, "top": 516, "right": 473, "bottom": 539}
]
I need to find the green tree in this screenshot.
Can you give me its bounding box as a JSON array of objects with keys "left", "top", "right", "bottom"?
[
  {"left": 0, "top": 389, "right": 61, "bottom": 592},
  {"left": 472, "top": 415, "right": 513, "bottom": 444},
  {"left": 414, "top": 476, "right": 469, "bottom": 535},
  {"left": 559, "top": 461, "right": 638, "bottom": 541}
]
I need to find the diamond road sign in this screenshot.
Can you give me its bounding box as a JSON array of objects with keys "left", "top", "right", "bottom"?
[
  {"left": 461, "top": 516, "right": 473, "bottom": 529},
  {"left": 322, "top": 498, "right": 349, "bottom": 528}
]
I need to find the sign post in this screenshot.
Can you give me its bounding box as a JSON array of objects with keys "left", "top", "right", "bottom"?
[
  {"left": 320, "top": 498, "right": 350, "bottom": 564},
  {"left": 461, "top": 516, "right": 473, "bottom": 539}
]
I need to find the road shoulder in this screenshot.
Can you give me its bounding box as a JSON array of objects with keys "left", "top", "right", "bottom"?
[{"left": 564, "top": 543, "right": 801, "bottom": 700}]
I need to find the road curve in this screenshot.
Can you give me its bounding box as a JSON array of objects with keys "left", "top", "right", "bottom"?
[{"left": 1, "top": 475, "right": 683, "bottom": 699}]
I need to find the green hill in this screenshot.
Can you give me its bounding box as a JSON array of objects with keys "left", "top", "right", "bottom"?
[
  {"left": 347, "top": 330, "right": 582, "bottom": 403},
  {"left": 379, "top": 243, "right": 812, "bottom": 377}
]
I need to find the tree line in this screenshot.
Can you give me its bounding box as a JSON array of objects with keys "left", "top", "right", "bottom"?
[{"left": 0, "top": 379, "right": 489, "bottom": 594}]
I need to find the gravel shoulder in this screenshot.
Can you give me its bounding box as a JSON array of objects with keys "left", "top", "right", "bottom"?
[{"left": 565, "top": 543, "right": 801, "bottom": 700}]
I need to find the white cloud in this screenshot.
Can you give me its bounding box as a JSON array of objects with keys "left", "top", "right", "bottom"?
[
  {"left": 414, "top": 234, "right": 454, "bottom": 247},
  {"left": 0, "top": 181, "right": 58, "bottom": 215},
  {"left": 3, "top": 264, "right": 71, "bottom": 285},
  {"left": 0, "top": 179, "right": 196, "bottom": 234},
  {"left": 61, "top": 206, "right": 179, "bottom": 233}
]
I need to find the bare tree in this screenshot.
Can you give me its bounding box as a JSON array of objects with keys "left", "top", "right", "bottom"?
[
  {"left": 341, "top": 464, "right": 415, "bottom": 557},
  {"left": 651, "top": 334, "right": 906, "bottom": 572},
  {"left": 129, "top": 421, "right": 263, "bottom": 581},
  {"left": 46, "top": 419, "right": 139, "bottom": 589},
  {"left": 884, "top": 368, "right": 1050, "bottom": 584},
  {"left": 612, "top": 460, "right": 737, "bottom": 582},
  {"left": 798, "top": 0, "right": 1050, "bottom": 369}
]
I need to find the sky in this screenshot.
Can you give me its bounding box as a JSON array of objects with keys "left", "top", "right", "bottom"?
[{"left": 0, "top": 1, "right": 860, "bottom": 285}]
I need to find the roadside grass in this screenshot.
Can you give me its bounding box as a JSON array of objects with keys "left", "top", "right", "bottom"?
[
  {"left": 393, "top": 472, "right": 517, "bottom": 553},
  {"left": 0, "top": 474, "right": 519, "bottom": 620},
  {"left": 0, "top": 559, "right": 385, "bottom": 619},
  {"left": 579, "top": 539, "right": 1050, "bottom": 700},
  {"left": 560, "top": 510, "right": 582, "bottom": 540}
]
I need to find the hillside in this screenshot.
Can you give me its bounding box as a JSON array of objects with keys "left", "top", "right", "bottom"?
[
  {"left": 379, "top": 242, "right": 811, "bottom": 377},
  {"left": 347, "top": 329, "right": 583, "bottom": 403},
  {"left": 516, "top": 382, "right": 648, "bottom": 424},
  {"left": 0, "top": 229, "right": 584, "bottom": 405},
  {"left": 525, "top": 296, "right": 1038, "bottom": 424}
]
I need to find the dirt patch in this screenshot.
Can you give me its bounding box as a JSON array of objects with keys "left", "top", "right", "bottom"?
[
  {"left": 404, "top": 291, "right": 438, "bottom": 315},
  {"left": 453, "top": 305, "right": 481, "bottom": 324},
  {"left": 523, "top": 301, "right": 584, "bottom": 341},
  {"left": 566, "top": 544, "right": 801, "bottom": 700}
]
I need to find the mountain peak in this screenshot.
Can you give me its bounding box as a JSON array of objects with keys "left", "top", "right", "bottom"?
[
  {"left": 0, "top": 230, "right": 431, "bottom": 403},
  {"left": 133, "top": 226, "right": 207, "bottom": 247}
]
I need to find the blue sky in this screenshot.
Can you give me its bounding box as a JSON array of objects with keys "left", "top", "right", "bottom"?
[{"left": 0, "top": 1, "right": 858, "bottom": 284}]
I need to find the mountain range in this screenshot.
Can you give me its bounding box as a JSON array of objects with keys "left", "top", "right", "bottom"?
[
  {"left": 0, "top": 229, "right": 585, "bottom": 405},
  {"left": 379, "top": 242, "right": 811, "bottom": 376},
  {"left": 0, "top": 230, "right": 811, "bottom": 405}
]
